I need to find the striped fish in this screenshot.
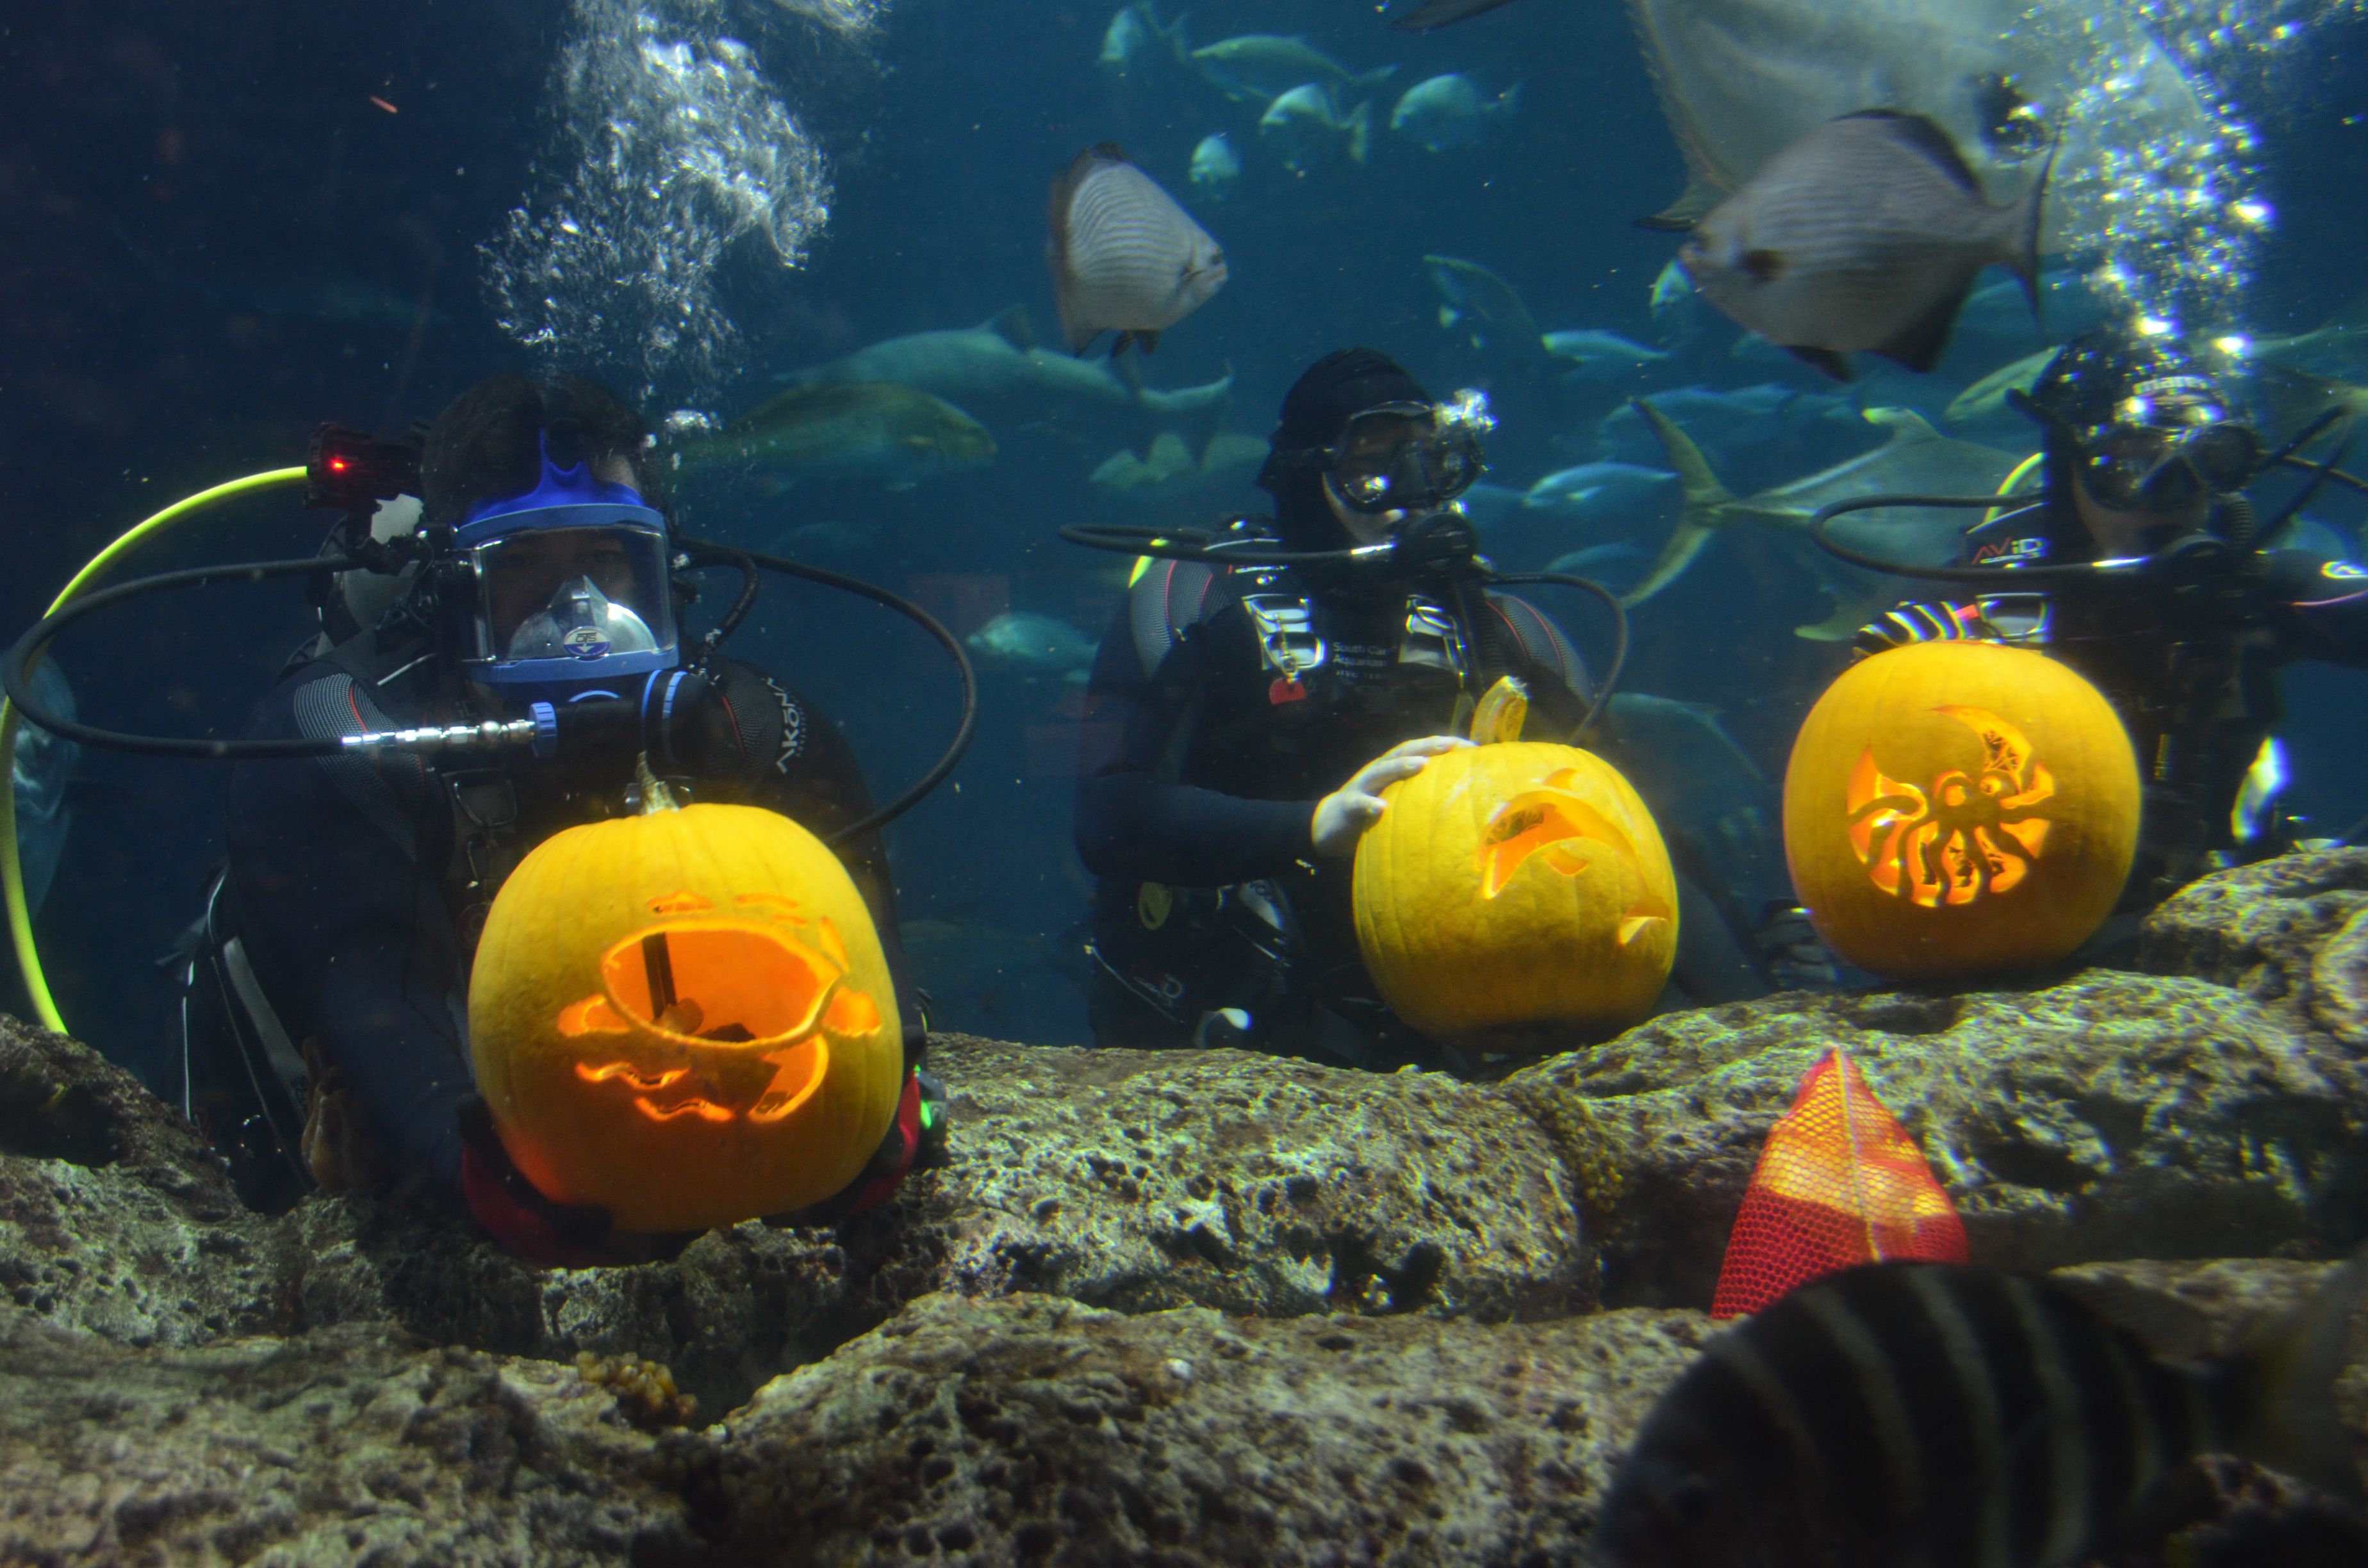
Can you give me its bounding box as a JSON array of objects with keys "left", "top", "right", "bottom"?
[
  {"left": 1677, "top": 111, "right": 2050, "bottom": 380},
  {"left": 1046, "top": 144, "right": 1227, "bottom": 359},
  {"left": 1589, "top": 1259, "right": 2368, "bottom": 1568}
]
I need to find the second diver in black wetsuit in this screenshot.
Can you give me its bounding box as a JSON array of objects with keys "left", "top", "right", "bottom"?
[
  {"left": 1852, "top": 329, "right": 2368, "bottom": 919},
  {"left": 183, "top": 373, "right": 942, "bottom": 1260},
  {"left": 1075, "top": 348, "right": 1765, "bottom": 1074}
]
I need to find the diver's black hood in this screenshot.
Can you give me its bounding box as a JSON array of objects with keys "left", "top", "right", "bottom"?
[{"left": 1257, "top": 348, "right": 1433, "bottom": 550}]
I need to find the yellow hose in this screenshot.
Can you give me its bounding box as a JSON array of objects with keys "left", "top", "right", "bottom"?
[
  {"left": 1983, "top": 452, "right": 2047, "bottom": 527},
  {"left": 3, "top": 467, "right": 307, "bottom": 1034}
]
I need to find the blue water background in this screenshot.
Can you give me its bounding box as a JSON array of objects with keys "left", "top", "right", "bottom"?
[{"left": 4, "top": 0, "right": 2367, "bottom": 1080}]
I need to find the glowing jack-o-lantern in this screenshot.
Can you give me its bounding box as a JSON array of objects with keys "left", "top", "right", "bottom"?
[
  {"left": 1783, "top": 640, "right": 2140, "bottom": 982},
  {"left": 468, "top": 798, "right": 904, "bottom": 1233},
  {"left": 1353, "top": 728, "right": 1679, "bottom": 1041}
]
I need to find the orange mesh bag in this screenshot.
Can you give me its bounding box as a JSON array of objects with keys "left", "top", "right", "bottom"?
[{"left": 1710, "top": 1047, "right": 1966, "bottom": 1318}]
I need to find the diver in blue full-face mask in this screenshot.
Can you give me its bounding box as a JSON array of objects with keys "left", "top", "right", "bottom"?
[{"left": 181, "top": 373, "right": 942, "bottom": 1260}]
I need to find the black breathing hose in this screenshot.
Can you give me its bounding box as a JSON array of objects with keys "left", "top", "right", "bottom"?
[
  {"left": 1486, "top": 571, "right": 1629, "bottom": 740},
  {"left": 1, "top": 541, "right": 978, "bottom": 844},
  {"left": 673, "top": 535, "right": 978, "bottom": 840}
]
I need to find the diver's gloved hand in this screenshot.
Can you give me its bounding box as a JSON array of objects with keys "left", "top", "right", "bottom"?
[
  {"left": 1311, "top": 735, "right": 1472, "bottom": 858},
  {"left": 1849, "top": 601, "right": 1996, "bottom": 662},
  {"left": 456, "top": 1094, "right": 618, "bottom": 1268}
]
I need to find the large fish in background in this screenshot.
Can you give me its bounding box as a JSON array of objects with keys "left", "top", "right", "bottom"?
[{"left": 1625, "top": 0, "right": 2214, "bottom": 250}]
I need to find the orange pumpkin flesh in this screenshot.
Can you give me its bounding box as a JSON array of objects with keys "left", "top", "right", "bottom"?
[
  {"left": 1782, "top": 641, "right": 2141, "bottom": 982},
  {"left": 469, "top": 802, "right": 903, "bottom": 1233},
  {"left": 1353, "top": 742, "right": 1679, "bottom": 1040}
]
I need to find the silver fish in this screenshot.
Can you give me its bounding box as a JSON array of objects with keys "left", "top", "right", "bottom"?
[
  {"left": 1625, "top": 0, "right": 2214, "bottom": 257},
  {"left": 1188, "top": 133, "right": 1242, "bottom": 200},
  {"left": 1188, "top": 35, "right": 1394, "bottom": 105},
  {"left": 1590, "top": 1257, "right": 2368, "bottom": 1568},
  {"left": 1424, "top": 254, "right": 1545, "bottom": 366},
  {"left": 777, "top": 307, "right": 1234, "bottom": 457},
  {"left": 1625, "top": 398, "right": 2027, "bottom": 632},
  {"left": 1390, "top": 74, "right": 1522, "bottom": 154},
  {"left": 1542, "top": 329, "right": 1670, "bottom": 383},
  {"left": 1258, "top": 84, "right": 1371, "bottom": 173},
  {"left": 1679, "top": 111, "right": 2050, "bottom": 379},
  {"left": 1047, "top": 144, "right": 1228, "bottom": 359},
  {"left": 1098, "top": 3, "right": 1188, "bottom": 78},
  {"left": 669, "top": 382, "right": 996, "bottom": 491},
  {"left": 1943, "top": 347, "right": 2055, "bottom": 431},
  {"left": 967, "top": 612, "right": 1100, "bottom": 676}
]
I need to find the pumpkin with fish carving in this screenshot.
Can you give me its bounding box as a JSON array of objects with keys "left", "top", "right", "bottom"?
[
  {"left": 1782, "top": 639, "right": 2139, "bottom": 981},
  {"left": 468, "top": 799, "right": 904, "bottom": 1233},
  {"left": 1353, "top": 691, "right": 1678, "bottom": 1040}
]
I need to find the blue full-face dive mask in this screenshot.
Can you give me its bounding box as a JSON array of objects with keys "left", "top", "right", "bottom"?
[{"left": 453, "top": 435, "right": 680, "bottom": 692}]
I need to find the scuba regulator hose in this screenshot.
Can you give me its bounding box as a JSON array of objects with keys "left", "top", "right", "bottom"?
[
  {"left": 1, "top": 480, "right": 978, "bottom": 1036},
  {"left": 1058, "top": 518, "right": 1631, "bottom": 738}
]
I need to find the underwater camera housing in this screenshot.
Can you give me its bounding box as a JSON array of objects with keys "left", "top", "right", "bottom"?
[{"left": 305, "top": 423, "right": 423, "bottom": 516}]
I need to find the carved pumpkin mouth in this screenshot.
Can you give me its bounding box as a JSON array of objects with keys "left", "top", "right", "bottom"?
[
  {"left": 555, "top": 921, "right": 884, "bottom": 1125},
  {"left": 1478, "top": 769, "right": 1673, "bottom": 945},
  {"left": 1844, "top": 706, "right": 2058, "bottom": 908}
]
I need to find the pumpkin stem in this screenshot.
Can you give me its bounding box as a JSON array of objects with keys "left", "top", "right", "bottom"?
[
  {"left": 635, "top": 753, "right": 681, "bottom": 815},
  {"left": 1468, "top": 676, "right": 1529, "bottom": 746}
]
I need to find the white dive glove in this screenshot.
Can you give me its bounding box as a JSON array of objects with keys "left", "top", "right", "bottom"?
[{"left": 1310, "top": 735, "right": 1472, "bottom": 859}]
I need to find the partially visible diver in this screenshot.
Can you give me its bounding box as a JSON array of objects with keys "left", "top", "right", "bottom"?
[
  {"left": 1074, "top": 348, "right": 1768, "bottom": 1075},
  {"left": 1850, "top": 329, "right": 2368, "bottom": 919},
  {"left": 177, "top": 374, "right": 942, "bottom": 1261}
]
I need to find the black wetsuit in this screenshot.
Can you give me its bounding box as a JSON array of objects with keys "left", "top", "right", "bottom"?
[
  {"left": 1955, "top": 501, "right": 2368, "bottom": 899},
  {"left": 215, "top": 628, "right": 917, "bottom": 1203},
  {"left": 1075, "top": 544, "right": 1761, "bottom": 1068}
]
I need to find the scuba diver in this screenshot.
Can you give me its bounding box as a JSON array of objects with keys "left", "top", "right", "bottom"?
[
  {"left": 1848, "top": 327, "right": 2368, "bottom": 913},
  {"left": 1072, "top": 348, "right": 1766, "bottom": 1074},
  {"left": 171, "top": 374, "right": 942, "bottom": 1259}
]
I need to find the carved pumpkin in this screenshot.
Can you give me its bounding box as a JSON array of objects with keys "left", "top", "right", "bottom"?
[
  {"left": 1353, "top": 733, "right": 1679, "bottom": 1041},
  {"left": 468, "top": 799, "right": 903, "bottom": 1232},
  {"left": 1782, "top": 640, "right": 2140, "bottom": 981}
]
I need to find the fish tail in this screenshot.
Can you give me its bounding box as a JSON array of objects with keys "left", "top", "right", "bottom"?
[
  {"left": 2222, "top": 1246, "right": 2368, "bottom": 1505},
  {"left": 1622, "top": 400, "right": 1741, "bottom": 608},
  {"left": 2009, "top": 138, "right": 2058, "bottom": 327},
  {"left": 1345, "top": 99, "right": 1372, "bottom": 165}
]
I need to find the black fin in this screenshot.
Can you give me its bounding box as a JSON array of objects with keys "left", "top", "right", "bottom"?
[
  {"left": 1874, "top": 284, "right": 1974, "bottom": 374},
  {"left": 1742, "top": 247, "right": 1784, "bottom": 282},
  {"left": 1135, "top": 329, "right": 1160, "bottom": 356},
  {"left": 1389, "top": 0, "right": 1521, "bottom": 31},
  {"left": 1634, "top": 213, "right": 1697, "bottom": 234},
  {"left": 2013, "top": 139, "right": 2059, "bottom": 327},
  {"left": 1088, "top": 142, "right": 1132, "bottom": 165},
  {"left": 1840, "top": 108, "right": 1984, "bottom": 197},
  {"left": 1786, "top": 345, "right": 1854, "bottom": 382},
  {"left": 1109, "top": 331, "right": 1135, "bottom": 359}
]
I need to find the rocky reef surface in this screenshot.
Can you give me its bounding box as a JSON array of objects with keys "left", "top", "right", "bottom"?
[{"left": 3, "top": 851, "right": 2367, "bottom": 1564}]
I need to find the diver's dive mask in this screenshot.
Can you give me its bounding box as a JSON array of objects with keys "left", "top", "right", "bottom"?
[
  {"left": 2020, "top": 376, "right": 2260, "bottom": 511},
  {"left": 452, "top": 434, "right": 679, "bottom": 690},
  {"left": 1276, "top": 391, "right": 1493, "bottom": 518}
]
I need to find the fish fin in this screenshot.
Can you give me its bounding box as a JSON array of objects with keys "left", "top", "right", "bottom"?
[
  {"left": 1495, "top": 81, "right": 1524, "bottom": 120},
  {"left": 1622, "top": 400, "right": 1742, "bottom": 607},
  {"left": 985, "top": 304, "right": 1036, "bottom": 351},
  {"left": 1388, "top": 0, "right": 1520, "bottom": 31},
  {"left": 1350, "top": 65, "right": 1400, "bottom": 96},
  {"left": 1087, "top": 141, "right": 1133, "bottom": 165},
  {"left": 1786, "top": 345, "right": 1854, "bottom": 381},
  {"left": 1864, "top": 407, "right": 1946, "bottom": 445},
  {"left": 1048, "top": 152, "right": 1094, "bottom": 354},
  {"left": 2010, "top": 138, "right": 2059, "bottom": 327},
  {"left": 1793, "top": 587, "right": 1893, "bottom": 643},
  {"left": 1839, "top": 109, "right": 1984, "bottom": 197},
  {"left": 1637, "top": 176, "right": 1723, "bottom": 233},
  {"left": 1345, "top": 99, "right": 1371, "bottom": 165},
  {"left": 2224, "top": 1246, "right": 2368, "bottom": 1505},
  {"left": 2048, "top": 1270, "right": 2217, "bottom": 1363},
  {"left": 1741, "top": 248, "right": 1784, "bottom": 282},
  {"left": 1135, "top": 329, "right": 1162, "bottom": 356},
  {"left": 1871, "top": 287, "right": 1971, "bottom": 374}
]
